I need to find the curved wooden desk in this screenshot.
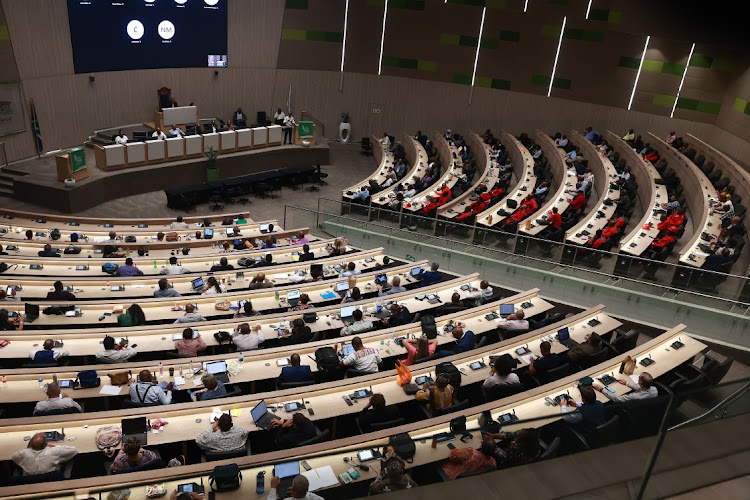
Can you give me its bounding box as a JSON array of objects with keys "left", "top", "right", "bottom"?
[
  {"left": 401, "top": 133, "right": 463, "bottom": 214},
  {"left": 370, "top": 136, "right": 427, "bottom": 209},
  {"left": 342, "top": 135, "right": 394, "bottom": 200}
]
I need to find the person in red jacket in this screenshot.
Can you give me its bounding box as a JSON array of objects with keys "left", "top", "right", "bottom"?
[
  {"left": 456, "top": 192, "right": 491, "bottom": 221},
  {"left": 611, "top": 212, "right": 627, "bottom": 229},
  {"left": 657, "top": 208, "right": 685, "bottom": 232},
  {"left": 568, "top": 189, "right": 587, "bottom": 210},
  {"left": 505, "top": 195, "right": 538, "bottom": 225},
  {"left": 421, "top": 184, "right": 452, "bottom": 214},
  {"left": 649, "top": 226, "right": 678, "bottom": 251},
  {"left": 545, "top": 207, "right": 562, "bottom": 229},
  {"left": 602, "top": 220, "right": 618, "bottom": 239}
]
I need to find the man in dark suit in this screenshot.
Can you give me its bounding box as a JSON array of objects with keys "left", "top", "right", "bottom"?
[
  {"left": 417, "top": 262, "right": 443, "bottom": 287},
  {"left": 438, "top": 293, "right": 468, "bottom": 315},
  {"left": 275, "top": 353, "right": 314, "bottom": 389},
  {"left": 371, "top": 256, "right": 392, "bottom": 272},
  {"left": 298, "top": 244, "right": 315, "bottom": 262},
  {"left": 437, "top": 326, "right": 475, "bottom": 357}
]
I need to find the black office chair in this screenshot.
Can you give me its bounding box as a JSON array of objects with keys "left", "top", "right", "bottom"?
[
  {"left": 361, "top": 137, "right": 372, "bottom": 156},
  {"left": 537, "top": 436, "right": 562, "bottom": 461},
  {"left": 345, "top": 368, "right": 376, "bottom": 379},
  {"left": 575, "top": 346, "right": 610, "bottom": 370},
  {"left": 567, "top": 414, "right": 621, "bottom": 450},
  {"left": 609, "top": 329, "right": 640, "bottom": 354},
  {"left": 21, "top": 359, "right": 71, "bottom": 368},
  {"left": 8, "top": 458, "right": 75, "bottom": 485},
  {"left": 121, "top": 399, "right": 158, "bottom": 409},
  {"left": 419, "top": 397, "right": 470, "bottom": 419},
  {"left": 528, "top": 362, "right": 570, "bottom": 387},
  {"left": 296, "top": 427, "right": 331, "bottom": 447},
  {"left": 481, "top": 382, "right": 524, "bottom": 402},
  {"left": 354, "top": 416, "right": 406, "bottom": 435},
  {"left": 33, "top": 402, "right": 85, "bottom": 416},
  {"left": 257, "top": 111, "right": 268, "bottom": 126},
  {"left": 200, "top": 438, "right": 251, "bottom": 463},
  {"left": 277, "top": 379, "right": 316, "bottom": 390}
]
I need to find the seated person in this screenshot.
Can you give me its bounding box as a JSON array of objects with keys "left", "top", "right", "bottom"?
[
  {"left": 114, "top": 258, "right": 143, "bottom": 277},
  {"left": 12, "top": 432, "right": 78, "bottom": 476},
  {"left": 174, "top": 327, "right": 207, "bottom": 357},
  {"left": 439, "top": 437, "right": 498, "bottom": 480},
  {"left": 96, "top": 335, "right": 137, "bottom": 363},
  {"left": 151, "top": 127, "right": 167, "bottom": 140},
  {"left": 298, "top": 244, "right": 315, "bottom": 262},
  {"left": 439, "top": 292, "right": 469, "bottom": 315},
  {"left": 168, "top": 125, "right": 185, "bottom": 138},
  {"left": 278, "top": 318, "right": 312, "bottom": 346},
  {"left": 270, "top": 474, "right": 324, "bottom": 500},
  {"left": 154, "top": 278, "right": 182, "bottom": 298},
  {"left": 232, "top": 323, "right": 264, "bottom": 350},
  {"left": 528, "top": 341, "right": 562, "bottom": 377},
  {"left": 110, "top": 436, "right": 157, "bottom": 473},
  {"left": 202, "top": 276, "right": 227, "bottom": 295},
  {"left": 340, "top": 309, "right": 374, "bottom": 336},
  {"left": 568, "top": 188, "right": 587, "bottom": 210},
  {"left": 438, "top": 326, "right": 475, "bottom": 357},
  {"left": 342, "top": 287, "right": 362, "bottom": 304},
  {"left": 566, "top": 332, "right": 602, "bottom": 363},
  {"left": 482, "top": 428, "right": 541, "bottom": 467},
  {"left": 377, "top": 276, "right": 406, "bottom": 296},
  {"left": 657, "top": 208, "right": 685, "bottom": 232},
  {"left": 129, "top": 370, "right": 173, "bottom": 405},
  {"left": 290, "top": 293, "right": 314, "bottom": 311},
  {"left": 235, "top": 300, "right": 261, "bottom": 318},
  {"left": 560, "top": 385, "right": 606, "bottom": 436},
  {"left": 381, "top": 303, "right": 411, "bottom": 328},
  {"left": 593, "top": 372, "right": 657, "bottom": 402},
  {"left": 417, "top": 262, "right": 443, "bottom": 286},
  {"left": 38, "top": 244, "right": 60, "bottom": 258},
  {"left": 248, "top": 273, "right": 273, "bottom": 289},
  {"left": 160, "top": 256, "right": 191, "bottom": 275},
  {"left": 195, "top": 413, "right": 248, "bottom": 454},
  {"left": 648, "top": 226, "right": 678, "bottom": 252},
  {"left": 33, "top": 382, "right": 82, "bottom": 415},
  {"left": 340, "top": 336, "right": 382, "bottom": 373},
  {"left": 466, "top": 280, "right": 494, "bottom": 303},
  {"left": 456, "top": 192, "right": 491, "bottom": 221},
  {"left": 272, "top": 412, "right": 318, "bottom": 448},
  {"left": 415, "top": 373, "right": 454, "bottom": 416},
  {"left": 174, "top": 303, "right": 207, "bottom": 323},
  {"left": 402, "top": 336, "right": 437, "bottom": 365},
  {"left": 190, "top": 373, "right": 227, "bottom": 401},
  {"left": 209, "top": 257, "right": 234, "bottom": 272},
  {"left": 702, "top": 248, "right": 733, "bottom": 271},
  {"left": 46, "top": 281, "right": 75, "bottom": 300},
  {"left": 29, "top": 339, "right": 69, "bottom": 364},
  {"left": 483, "top": 357, "right": 520, "bottom": 390},
  {"left": 117, "top": 303, "right": 146, "bottom": 327},
  {"left": 368, "top": 446, "right": 418, "bottom": 494},
  {"left": 495, "top": 310, "right": 529, "bottom": 332},
  {"left": 276, "top": 353, "right": 314, "bottom": 388},
  {"left": 339, "top": 261, "right": 361, "bottom": 278},
  {"left": 114, "top": 129, "right": 128, "bottom": 145},
  {"left": 358, "top": 394, "right": 401, "bottom": 432}
]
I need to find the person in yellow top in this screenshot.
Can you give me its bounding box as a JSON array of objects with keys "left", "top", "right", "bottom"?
[
  {"left": 415, "top": 373, "right": 454, "bottom": 416},
  {"left": 622, "top": 129, "right": 635, "bottom": 142}
]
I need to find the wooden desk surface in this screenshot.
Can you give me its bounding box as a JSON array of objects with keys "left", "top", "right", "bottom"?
[
  {"left": 0, "top": 305, "right": 618, "bottom": 460},
  {"left": 686, "top": 133, "right": 750, "bottom": 208},
  {"left": 476, "top": 131, "right": 536, "bottom": 228},
  {"left": 520, "top": 130, "right": 576, "bottom": 236},
  {"left": 1, "top": 323, "right": 697, "bottom": 500},
  {"left": 0, "top": 238, "right": 356, "bottom": 278},
  {"left": 566, "top": 130, "right": 620, "bottom": 245},
  {"left": 0, "top": 272, "right": 484, "bottom": 355},
  {"left": 0, "top": 251, "right": 410, "bottom": 327},
  {"left": 402, "top": 133, "right": 463, "bottom": 214},
  {"left": 342, "top": 135, "right": 394, "bottom": 199},
  {"left": 371, "top": 138, "right": 427, "bottom": 207},
  {"left": 0, "top": 229, "right": 313, "bottom": 260},
  {"left": 1, "top": 249, "right": 392, "bottom": 302},
  {"left": 0, "top": 291, "right": 557, "bottom": 403},
  {"left": 0, "top": 209, "right": 255, "bottom": 233},
  {"left": 439, "top": 132, "right": 500, "bottom": 219}
]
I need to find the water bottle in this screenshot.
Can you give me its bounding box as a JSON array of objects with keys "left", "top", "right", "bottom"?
[
  {"left": 189, "top": 360, "right": 194, "bottom": 373},
  {"left": 238, "top": 351, "right": 244, "bottom": 363},
  {"left": 38, "top": 376, "right": 44, "bottom": 389},
  {"left": 179, "top": 364, "right": 183, "bottom": 376},
  {"left": 153, "top": 260, "right": 157, "bottom": 268},
  {"left": 159, "top": 362, "right": 164, "bottom": 376},
  {"left": 275, "top": 290, "right": 279, "bottom": 301},
  {"left": 52, "top": 373, "right": 58, "bottom": 384},
  {"left": 2, "top": 375, "right": 6, "bottom": 385}
]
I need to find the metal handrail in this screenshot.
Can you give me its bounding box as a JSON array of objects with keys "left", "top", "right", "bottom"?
[
  {"left": 668, "top": 379, "right": 750, "bottom": 431},
  {"left": 300, "top": 111, "right": 325, "bottom": 139}
]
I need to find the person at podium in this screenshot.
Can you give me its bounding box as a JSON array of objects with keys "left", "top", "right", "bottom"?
[
  {"left": 114, "top": 129, "right": 128, "bottom": 145},
  {"left": 234, "top": 108, "right": 246, "bottom": 128},
  {"left": 283, "top": 112, "right": 296, "bottom": 145},
  {"left": 168, "top": 125, "right": 185, "bottom": 138},
  {"left": 152, "top": 127, "right": 167, "bottom": 140}
]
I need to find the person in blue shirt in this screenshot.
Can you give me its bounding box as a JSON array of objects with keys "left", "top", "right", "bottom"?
[
  {"left": 275, "top": 353, "right": 314, "bottom": 389},
  {"left": 438, "top": 326, "right": 476, "bottom": 357},
  {"left": 190, "top": 373, "right": 227, "bottom": 401},
  {"left": 583, "top": 127, "right": 600, "bottom": 143},
  {"left": 417, "top": 262, "right": 443, "bottom": 287},
  {"left": 353, "top": 186, "right": 370, "bottom": 203},
  {"left": 260, "top": 237, "right": 276, "bottom": 249}
]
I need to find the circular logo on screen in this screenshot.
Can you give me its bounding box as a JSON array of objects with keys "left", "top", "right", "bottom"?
[
  {"left": 158, "top": 20, "right": 176, "bottom": 40},
  {"left": 204, "top": 0, "right": 219, "bottom": 6},
  {"left": 126, "top": 20, "right": 145, "bottom": 40},
  {"left": 174, "top": 0, "right": 187, "bottom": 4}
]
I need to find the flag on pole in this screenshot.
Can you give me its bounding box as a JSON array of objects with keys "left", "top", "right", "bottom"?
[
  {"left": 287, "top": 84, "right": 292, "bottom": 114},
  {"left": 29, "top": 99, "right": 43, "bottom": 155}
]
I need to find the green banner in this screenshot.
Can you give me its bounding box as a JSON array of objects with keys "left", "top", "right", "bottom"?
[
  {"left": 69, "top": 147, "right": 86, "bottom": 172},
  {"left": 298, "top": 121, "right": 314, "bottom": 138}
]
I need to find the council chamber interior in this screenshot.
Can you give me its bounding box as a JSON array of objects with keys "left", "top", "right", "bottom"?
[{"left": 0, "top": 0, "right": 748, "bottom": 499}]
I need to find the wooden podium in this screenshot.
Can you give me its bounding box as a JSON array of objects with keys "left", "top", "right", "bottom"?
[
  {"left": 56, "top": 148, "right": 89, "bottom": 182},
  {"left": 294, "top": 121, "right": 316, "bottom": 146}
]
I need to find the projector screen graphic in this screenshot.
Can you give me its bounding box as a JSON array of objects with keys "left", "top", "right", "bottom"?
[{"left": 67, "top": 0, "right": 227, "bottom": 74}]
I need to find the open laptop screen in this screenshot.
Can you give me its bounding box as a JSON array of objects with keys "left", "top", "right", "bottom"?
[
  {"left": 275, "top": 461, "right": 300, "bottom": 479},
  {"left": 557, "top": 326, "right": 570, "bottom": 342},
  {"left": 287, "top": 289, "right": 300, "bottom": 300},
  {"left": 499, "top": 304, "right": 515, "bottom": 315},
  {"left": 191, "top": 277, "right": 204, "bottom": 289},
  {"left": 340, "top": 306, "right": 356, "bottom": 318},
  {"left": 251, "top": 400, "right": 268, "bottom": 423},
  {"left": 122, "top": 417, "right": 147, "bottom": 435},
  {"left": 335, "top": 281, "right": 350, "bottom": 292},
  {"left": 206, "top": 361, "right": 227, "bottom": 375}
]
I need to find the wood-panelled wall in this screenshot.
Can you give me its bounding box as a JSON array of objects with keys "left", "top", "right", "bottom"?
[{"left": 1, "top": 0, "right": 748, "bottom": 173}]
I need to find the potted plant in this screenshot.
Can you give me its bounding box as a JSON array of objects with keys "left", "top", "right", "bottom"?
[
  {"left": 339, "top": 112, "right": 351, "bottom": 143},
  {"left": 205, "top": 146, "right": 219, "bottom": 182},
  {"left": 63, "top": 175, "right": 76, "bottom": 188}
]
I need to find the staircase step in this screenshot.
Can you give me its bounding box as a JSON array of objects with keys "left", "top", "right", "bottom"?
[
  {"left": 0, "top": 168, "right": 28, "bottom": 177},
  {"left": 0, "top": 180, "right": 14, "bottom": 189},
  {"left": 0, "top": 187, "right": 15, "bottom": 197}
]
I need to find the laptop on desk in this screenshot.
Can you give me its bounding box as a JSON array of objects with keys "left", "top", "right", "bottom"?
[
  {"left": 122, "top": 416, "right": 148, "bottom": 446},
  {"left": 557, "top": 326, "right": 578, "bottom": 348},
  {"left": 191, "top": 277, "right": 204, "bottom": 291},
  {"left": 274, "top": 461, "right": 301, "bottom": 497},
  {"left": 205, "top": 360, "right": 230, "bottom": 384},
  {"left": 25, "top": 303, "right": 40, "bottom": 323},
  {"left": 287, "top": 289, "right": 301, "bottom": 308},
  {"left": 340, "top": 305, "right": 357, "bottom": 323},
  {"left": 499, "top": 304, "right": 514, "bottom": 318},
  {"left": 334, "top": 281, "right": 350, "bottom": 298},
  {"left": 260, "top": 224, "right": 271, "bottom": 234},
  {"left": 251, "top": 399, "right": 281, "bottom": 430}
]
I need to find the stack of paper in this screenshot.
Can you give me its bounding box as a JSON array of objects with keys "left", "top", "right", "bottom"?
[
  {"left": 303, "top": 466, "right": 340, "bottom": 491},
  {"left": 99, "top": 385, "right": 122, "bottom": 396}
]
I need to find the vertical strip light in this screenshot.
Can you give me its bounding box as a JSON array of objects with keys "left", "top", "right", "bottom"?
[
  {"left": 671, "top": 43, "right": 695, "bottom": 118},
  {"left": 523, "top": 0, "right": 529, "bottom": 12},
  {"left": 471, "top": 7, "right": 487, "bottom": 87},
  {"left": 339, "top": 0, "right": 350, "bottom": 90},
  {"left": 627, "top": 35, "right": 650, "bottom": 110},
  {"left": 547, "top": 16, "right": 566, "bottom": 97},
  {"left": 377, "top": 0, "right": 389, "bottom": 75},
  {"left": 585, "top": 0, "right": 592, "bottom": 19}
]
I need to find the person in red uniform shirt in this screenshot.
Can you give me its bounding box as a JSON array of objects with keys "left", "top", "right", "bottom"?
[
  {"left": 544, "top": 207, "right": 562, "bottom": 229},
  {"left": 568, "top": 189, "right": 587, "bottom": 210},
  {"left": 649, "top": 226, "right": 678, "bottom": 251},
  {"left": 505, "top": 195, "right": 538, "bottom": 225},
  {"left": 657, "top": 208, "right": 685, "bottom": 232},
  {"left": 456, "top": 192, "right": 491, "bottom": 221},
  {"left": 602, "top": 220, "right": 618, "bottom": 239},
  {"left": 421, "top": 184, "right": 452, "bottom": 214},
  {"left": 611, "top": 212, "right": 627, "bottom": 229}
]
